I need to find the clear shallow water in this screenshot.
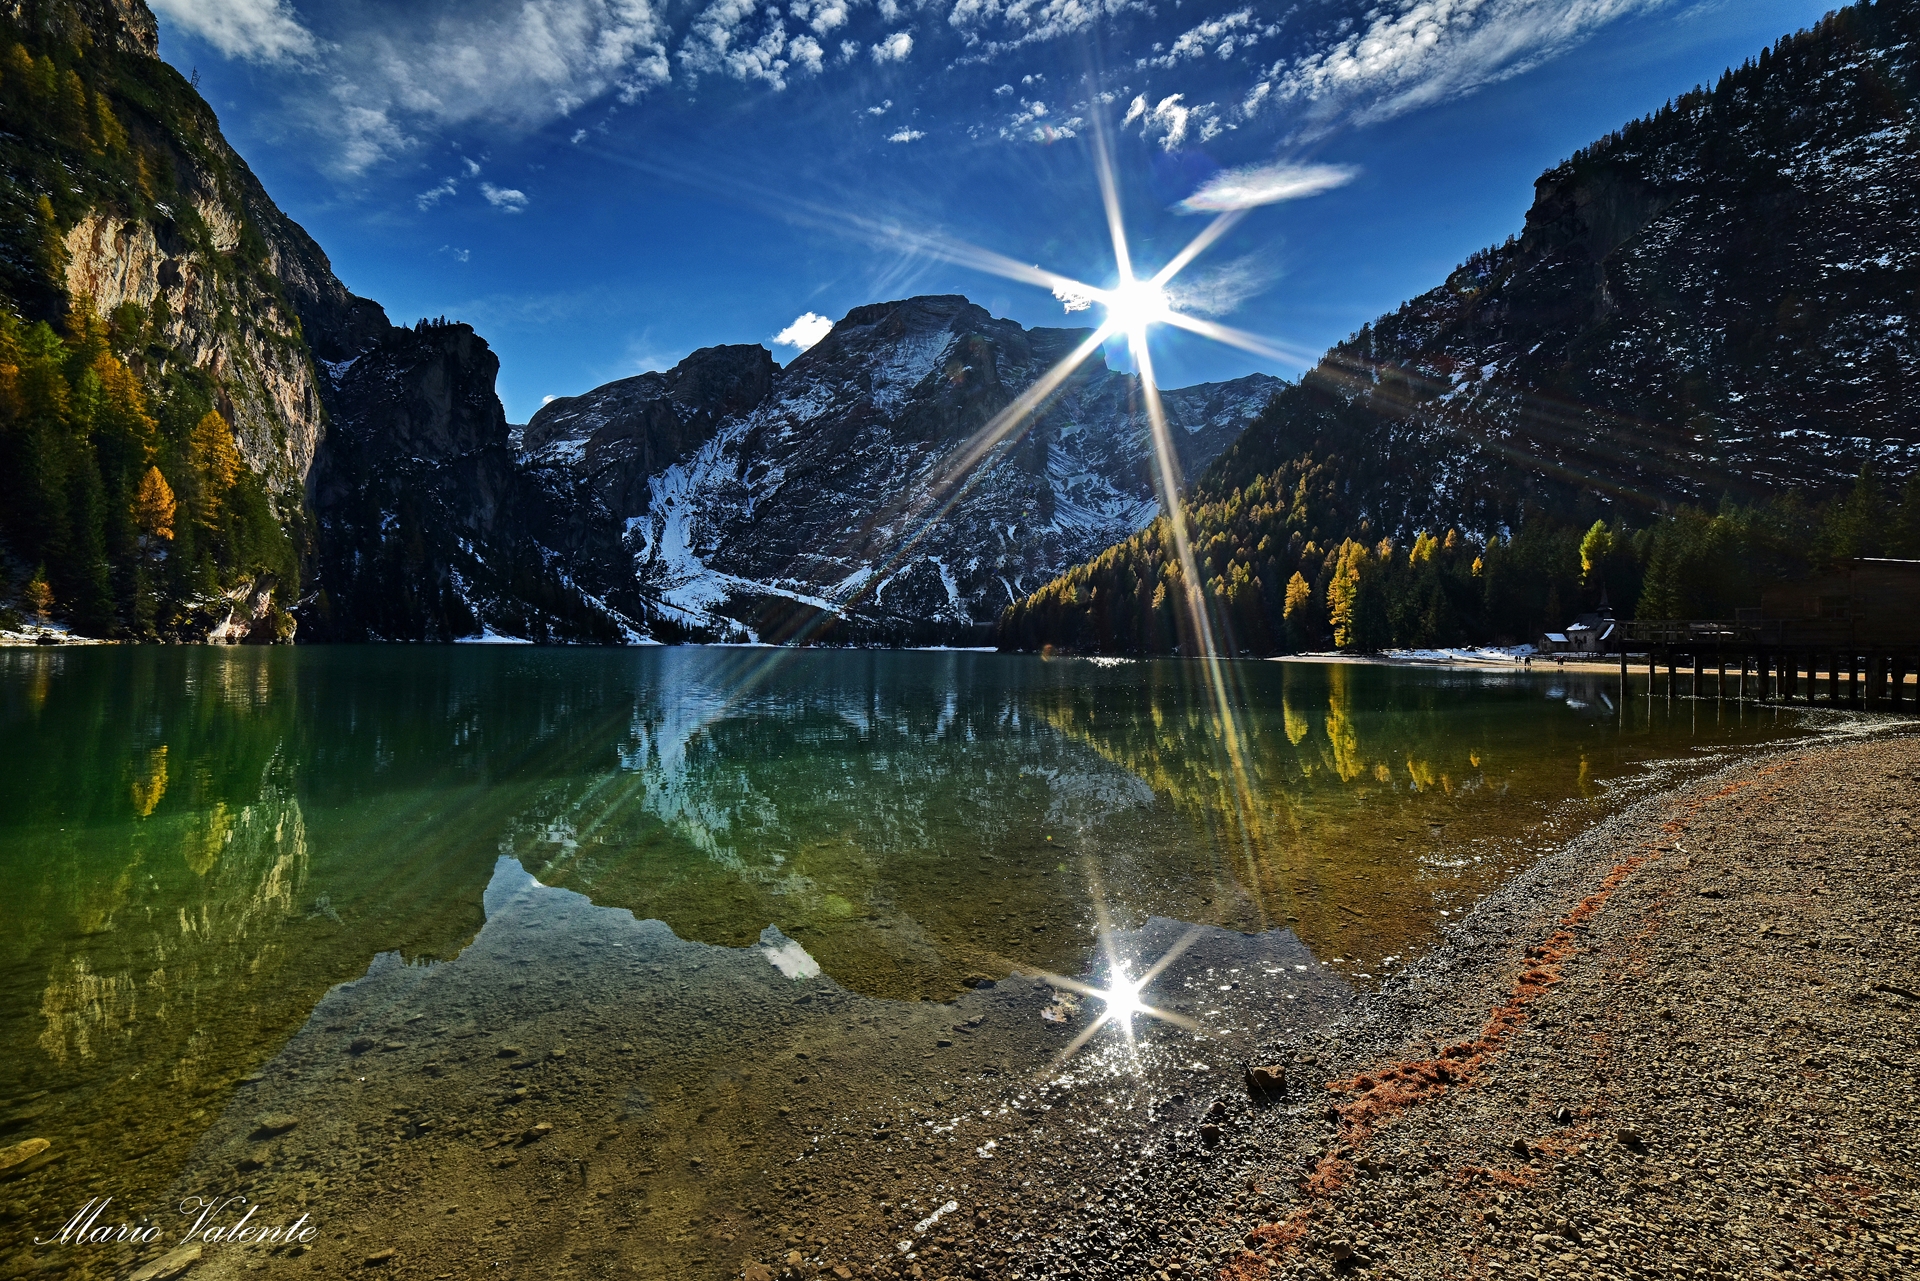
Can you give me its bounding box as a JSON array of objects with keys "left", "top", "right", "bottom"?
[{"left": 0, "top": 647, "right": 1809, "bottom": 1277}]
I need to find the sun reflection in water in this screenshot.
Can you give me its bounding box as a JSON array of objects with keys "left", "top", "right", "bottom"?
[{"left": 1099, "top": 972, "right": 1147, "bottom": 1025}]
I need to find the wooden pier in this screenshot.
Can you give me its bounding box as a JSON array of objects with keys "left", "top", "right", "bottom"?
[{"left": 1615, "top": 559, "right": 1920, "bottom": 711}]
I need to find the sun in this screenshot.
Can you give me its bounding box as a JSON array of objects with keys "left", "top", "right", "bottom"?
[{"left": 1101, "top": 276, "right": 1170, "bottom": 334}]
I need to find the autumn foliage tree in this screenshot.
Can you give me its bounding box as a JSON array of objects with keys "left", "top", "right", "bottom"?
[
  {"left": 998, "top": 458, "right": 1920, "bottom": 656},
  {"left": 0, "top": 306, "right": 296, "bottom": 637}
]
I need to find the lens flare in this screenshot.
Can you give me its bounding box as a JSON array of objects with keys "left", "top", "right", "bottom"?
[
  {"left": 1101, "top": 277, "right": 1170, "bottom": 333},
  {"left": 1099, "top": 973, "right": 1147, "bottom": 1024}
]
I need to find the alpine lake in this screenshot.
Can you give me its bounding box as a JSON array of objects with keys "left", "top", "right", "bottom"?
[{"left": 0, "top": 646, "right": 1816, "bottom": 1281}]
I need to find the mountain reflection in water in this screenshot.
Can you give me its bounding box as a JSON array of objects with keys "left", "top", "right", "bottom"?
[{"left": 0, "top": 646, "right": 1805, "bottom": 1254}]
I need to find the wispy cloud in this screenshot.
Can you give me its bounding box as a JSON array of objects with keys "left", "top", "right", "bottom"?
[
  {"left": 774, "top": 312, "right": 835, "bottom": 350},
  {"left": 149, "top": 0, "right": 318, "bottom": 62},
  {"left": 300, "top": 0, "right": 673, "bottom": 174},
  {"left": 1174, "top": 160, "right": 1357, "bottom": 212},
  {"left": 1250, "top": 0, "right": 1671, "bottom": 128},
  {"left": 948, "top": 0, "right": 1145, "bottom": 54},
  {"left": 887, "top": 128, "right": 925, "bottom": 142},
  {"left": 481, "top": 182, "right": 529, "bottom": 212},
  {"left": 438, "top": 244, "right": 472, "bottom": 262},
  {"left": 1163, "top": 251, "right": 1280, "bottom": 315},
  {"left": 416, "top": 177, "right": 459, "bottom": 210},
  {"left": 167, "top": 0, "right": 1672, "bottom": 194}
]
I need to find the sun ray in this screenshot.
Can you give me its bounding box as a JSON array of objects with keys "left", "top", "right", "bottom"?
[
  {"left": 1090, "top": 118, "right": 1136, "bottom": 285},
  {"left": 1160, "top": 311, "right": 1325, "bottom": 367},
  {"left": 1149, "top": 208, "right": 1248, "bottom": 289},
  {"left": 1129, "top": 925, "right": 1206, "bottom": 989},
  {"left": 814, "top": 322, "right": 1118, "bottom": 623}
]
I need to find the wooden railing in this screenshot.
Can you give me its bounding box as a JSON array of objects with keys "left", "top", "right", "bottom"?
[{"left": 1622, "top": 618, "right": 1900, "bottom": 650}]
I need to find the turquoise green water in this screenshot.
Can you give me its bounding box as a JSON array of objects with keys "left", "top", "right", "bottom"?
[{"left": 0, "top": 647, "right": 1808, "bottom": 1275}]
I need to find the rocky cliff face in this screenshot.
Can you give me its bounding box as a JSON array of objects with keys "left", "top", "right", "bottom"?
[
  {"left": 5, "top": 0, "right": 381, "bottom": 507},
  {"left": 519, "top": 296, "right": 1280, "bottom": 642},
  {"left": 61, "top": 209, "right": 326, "bottom": 498},
  {"left": 303, "top": 321, "right": 627, "bottom": 643},
  {"left": 1199, "top": 0, "right": 1920, "bottom": 536}
]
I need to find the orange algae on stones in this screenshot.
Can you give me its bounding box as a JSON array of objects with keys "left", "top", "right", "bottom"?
[{"left": 1220, "top": 843, "right": 1662, "bottom": 1279}]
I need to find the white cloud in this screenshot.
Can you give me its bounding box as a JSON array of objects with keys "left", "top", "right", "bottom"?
[
  {"left": 1151, "top": 9, "right": 1260, "bottom": 67},
  {"left": 774, "top": 312, "right": 835, "bottom": 350},
  {"left": 1122, "top": 91, "right": 1214, "bottom": 150},
  {"left": 335, "top": 98, "right": 410, "bottom": 175},
  {"left": 888, "top": 128, "right": 925, "bottom": 141},
  {"left": 438, "top": 244, "right": 472, "bottom": 262},
  {"left": 1257, "top": 0, "right": 1669, "bottom": 129},
  {"left": 680, "top": 0, "right": 813, "bottom": 88},
  {"left": 868, "top": 98, "right": 893, "bottom": 114},
  {"left": 790, "top": 34, "right": 825, "bottom": 72},
  {"left": 840, "top": 38, "right": 862, "bottom": 59},
  {"left": 416, "top": 177, "right": 458, "bottom": 209},
  {"left": 1175, "top": 160, "right": 1357, "bottom": 212},
  {"left": 1052, "top": 281, "right": 1096, "bottom": 312},
  {"left": 571, "top": 127, "right": 588, "bottom": 142},
  {"left": 871, "top": 30, "right": 913, "bottom": 62},
  {"left": 948, "top": 0, "right": 1143, "bottom": 52},
  {"left": 997, "top": 95, "right": 1083, "bottom": 141},
  {"left": 149, "top": 0, "right": 318, "bottom": 62},
  {"left": 814, "top": 0, "right": 852, "bottom": 33},
  {"left": 543, "top": 394, "right": 559, "bottom": 404},
  {"left": 791, "top": 0, "right": 856, "bottom": 34},
  {"left": 1163, "top": 251, "right": 1279, "bottom": 315},
  {"left": 315, "top": 0, "right": 673, "bottom": 174},
  {"left": 993, "top": 82, "right": 1013, "bottom": 95},
  {"left": 481, "top": 182, "right": 529, "bottom": 211},
  {"left": 462, "top": 156, "right": 482, "bottom": 176}
]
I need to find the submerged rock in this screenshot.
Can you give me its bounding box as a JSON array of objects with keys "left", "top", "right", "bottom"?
[
  {"left": 0, "top": 1137, "right": 50, "bottom": 1171},
  {"left": 127, "top": 1243, "right": 202, "bottom": 1281}
]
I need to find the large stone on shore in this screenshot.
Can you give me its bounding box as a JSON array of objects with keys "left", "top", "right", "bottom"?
[{"left": 1245, "top": 1065, "right": 1287, "bottom": 1101}]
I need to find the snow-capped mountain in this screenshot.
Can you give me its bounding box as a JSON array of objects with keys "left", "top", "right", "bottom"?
[
  {"left": 1197, "top": 0, "right": 1920, "bottom": 537},
  {"left": 517, "top": 296, "right": 1280, "bottom": 643}
]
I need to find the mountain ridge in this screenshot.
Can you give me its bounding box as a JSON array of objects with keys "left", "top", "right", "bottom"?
[
  {"left": 517, "top": 294, "right": 1283, "bottom": 644},
  {"left": 1001, "top": 0, "right": 1920, "bottom": 655}
]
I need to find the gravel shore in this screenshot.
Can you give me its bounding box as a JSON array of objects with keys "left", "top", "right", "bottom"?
[{"left": 1180, "top": 728, "right": 1920, "bottom": 1281}]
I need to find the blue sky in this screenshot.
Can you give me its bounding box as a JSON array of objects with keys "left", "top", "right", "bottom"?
[{"left": 152, "top": 0, "right": 1834, "bottom": 422}]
